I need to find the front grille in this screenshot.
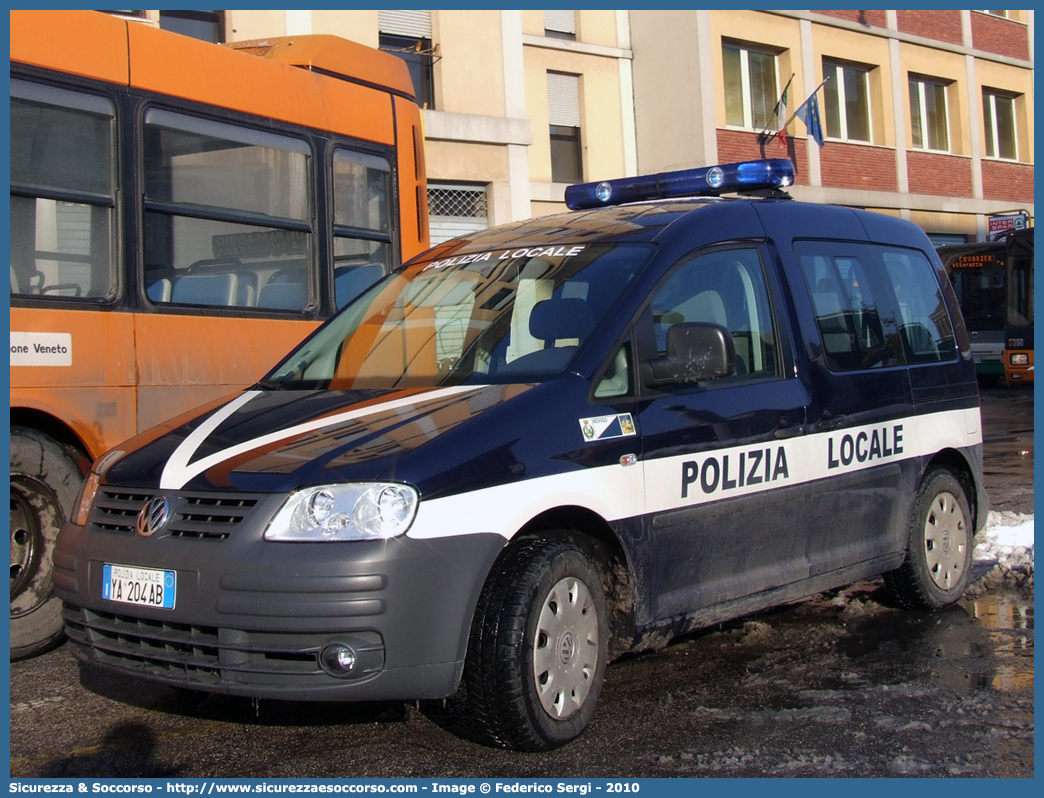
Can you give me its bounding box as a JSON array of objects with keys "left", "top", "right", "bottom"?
[
  {"left": 88, "top": 489, "right": 263, "bottom": 540},
  {"left": 62, "top": 603, "right": 384, "bottom": 688}
]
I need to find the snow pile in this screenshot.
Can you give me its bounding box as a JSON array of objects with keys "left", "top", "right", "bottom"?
[{"left": 967, "top": 511, "right": 1034, "bottom": 595}]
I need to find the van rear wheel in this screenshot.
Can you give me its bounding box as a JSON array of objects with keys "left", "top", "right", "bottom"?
[
  {"left": 429, "top": 538, "right": 608, "bottom": 751},
  {"left": 884, "top": 468, "right": 973, "bottom": 610}
]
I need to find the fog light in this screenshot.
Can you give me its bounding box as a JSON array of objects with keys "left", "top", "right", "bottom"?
[{"left": 320, "top": 644, "right": 358, "bottom": 677}]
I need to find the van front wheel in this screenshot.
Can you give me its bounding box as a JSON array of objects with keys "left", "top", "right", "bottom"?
[
  {"left": 442, "top": 538, "right": 609, "bottom": 751},
  {"left": 885, "top": 468, "right": 973, "bottom": 610}
]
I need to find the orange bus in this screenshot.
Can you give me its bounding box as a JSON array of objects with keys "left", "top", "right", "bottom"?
[{"left": 9, "top": 10, "right": 429, "bottom": 658}]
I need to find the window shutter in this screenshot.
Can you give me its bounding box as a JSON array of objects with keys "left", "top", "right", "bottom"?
[
  {"left": 378, "top": 10, "right": 432, "bottom": 38},
  {"left": 544, "top": 10, "right": 576, "bottom": 35},
  {"left": 547, "top": 72, "right": 581, "bottom": 128}
]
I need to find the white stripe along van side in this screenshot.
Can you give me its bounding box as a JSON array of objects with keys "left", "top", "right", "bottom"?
[
  {"left": 409, "top": 407, "right": 983, "bottom": 540},
  {"left": 159, "top": 385, "right": 484, "bottom": 490}
]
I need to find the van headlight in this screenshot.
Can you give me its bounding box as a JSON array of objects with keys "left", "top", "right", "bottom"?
[
  {"left": 264, "top": 483, "right": 419, "bottom": 542},
  {"left": 73, "top": 472, "right": 102, "bottom": 527}
]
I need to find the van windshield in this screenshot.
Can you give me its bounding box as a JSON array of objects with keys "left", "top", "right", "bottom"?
[{"left": 264, "top": 242, "right": 654, "bottom": 389}]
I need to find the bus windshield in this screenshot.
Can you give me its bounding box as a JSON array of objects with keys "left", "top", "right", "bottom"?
[
  {"left": 264, "top": 243, "right": 655, "bottom": 389},
  {"left": 945, "top": 250, "right": 1006, "bottom": 331}
]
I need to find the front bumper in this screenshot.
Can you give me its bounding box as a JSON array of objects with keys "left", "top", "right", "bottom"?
[{"left": 53, "top": 488, "right": 506, "bottom": 701}]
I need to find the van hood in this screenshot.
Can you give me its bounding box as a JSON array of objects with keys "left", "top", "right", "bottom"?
[{"left": 103, "top": 384, "right": 531, "bottom": 493}]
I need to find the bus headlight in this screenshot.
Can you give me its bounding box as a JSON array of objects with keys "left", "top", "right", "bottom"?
[
  {"left": 1010, "top": 353, "right": 1029, "bottom": 366},
  {"left": 264, "top": 483, "right": 419, "bottom": 541}
]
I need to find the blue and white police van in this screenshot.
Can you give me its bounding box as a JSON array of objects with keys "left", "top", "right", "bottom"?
[{"left": 54, "top": 159, "right": 987, "bottom": 750}]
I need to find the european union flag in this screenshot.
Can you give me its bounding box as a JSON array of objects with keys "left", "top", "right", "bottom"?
[{"left": 795, "top": 92, "right": 825, "bottom": 148}]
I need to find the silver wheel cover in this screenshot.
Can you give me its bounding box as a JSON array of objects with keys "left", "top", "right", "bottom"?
[
  {"left": 924, "top": 490, "right": 968, "bottom": 590},
  {"left": 532, "top": 576, "right": 599, "bottom": 720}
]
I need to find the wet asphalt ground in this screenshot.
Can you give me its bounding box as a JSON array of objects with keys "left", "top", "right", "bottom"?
[{"left": 9, "top": 387, "right": 1033, "bottom": 778}]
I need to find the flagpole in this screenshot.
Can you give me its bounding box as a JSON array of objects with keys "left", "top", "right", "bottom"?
[{"left": 761, "top": 73, "right": 795, "bottom": 139}]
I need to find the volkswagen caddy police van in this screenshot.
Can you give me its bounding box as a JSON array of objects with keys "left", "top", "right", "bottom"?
[{"left": 54, "top": 159, "right": 987, "bottom": 751}]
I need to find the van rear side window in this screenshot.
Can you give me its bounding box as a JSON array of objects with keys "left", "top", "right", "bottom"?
[
  {"left": 796, "top": 245, "right": 892, "bottom": 371},
  {"left": 796, "top": 241, "right": 957, "bottom": 370}
]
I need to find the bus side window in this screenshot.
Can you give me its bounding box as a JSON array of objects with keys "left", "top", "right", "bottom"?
[
  {"left": 142, "top": 109, "right": 312, "bottom": 312},
  {"left": 332, "top": 150, "right": 394, "bottom": 309},
  {"left": 335, "top": 264, "right": 385, "bottom": 308},
  {"left": 10, "top": 80, "right": 116, "bottom": 301}
]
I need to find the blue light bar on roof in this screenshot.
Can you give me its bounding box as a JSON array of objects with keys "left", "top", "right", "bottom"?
[{"left": 564, "top": 158, "right": 795, "bottom": 210}]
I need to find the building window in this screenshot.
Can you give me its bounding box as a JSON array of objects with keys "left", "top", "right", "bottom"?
[
  {"left": 379, "top": 34, "right": 436, "bottom": 109},
  {"left": 547, "top": 72, "right": 583, "bottom": 184},
  {"left": 550, "top": 126, "right": 583, "bottom": 184},
  {"left": 378, "top": 10, "right": 436, "bottom": 110},
  {"left": 823, "top": 59, "right": 872, "bottom": 143},
  {"left": 723, "top": 42, "right": 779, "bottom": 130},
  {"left": 909, "top": 75, "right": 950, "bottom": 152},
  {"left": 159, "top": 10, "right": 223, "bottom": 43},
  {"left": 544, "top": 10, "right": 577, "bottom": 40},
  {"left": 977, "top": 10, "right": 1010, "bottom": 18},
  {"left": 983, "top": 90, "right": 1017, "bottom": 160},
  {"left": 428, "top": 184, "right": 489, "bottom": 246}
]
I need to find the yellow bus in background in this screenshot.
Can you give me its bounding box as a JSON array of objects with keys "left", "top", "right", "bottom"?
[
  {"left": 939, "top": 227, "right": 1033, "bottom": 387},
  {"left": 10, "top": 9, "right": 429, "bottom": 658},
  {"left": 1001, "top": 228, "right": 1033, "bottom": 386}
]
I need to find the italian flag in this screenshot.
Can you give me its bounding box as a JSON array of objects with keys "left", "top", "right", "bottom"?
[{"left": 774, "top": 78, "right": 791, "bottom": 148}]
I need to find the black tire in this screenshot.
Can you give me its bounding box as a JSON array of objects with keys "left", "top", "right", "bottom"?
[
  {"left": 427, "top": 537, "right": 609, "bottom": 751},
  {"left": 11, "top": 427, "right": 82, "bottom": 660},
  {"left": 884, "top": 468, "right": 973, "bottom": 610}
]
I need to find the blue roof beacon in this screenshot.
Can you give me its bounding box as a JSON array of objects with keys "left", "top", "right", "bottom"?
[
  {"left": 565, "top": 158, "right": 795, "bottom": 209},
  {"left": 55, "top": 157, "right": 987, "bottom": 752}
]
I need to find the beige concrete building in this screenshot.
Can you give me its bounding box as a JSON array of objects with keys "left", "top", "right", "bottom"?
[
  {"left": 109, "top": 10, "right": 1032, "bottom": 244},
  {"left": 631, "top": 9, "right": 1034, "bottom": 243}
]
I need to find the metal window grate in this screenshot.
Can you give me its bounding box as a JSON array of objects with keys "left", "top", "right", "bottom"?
[{"left": 428, "top": 185, "right": 488, "bottom": 219}]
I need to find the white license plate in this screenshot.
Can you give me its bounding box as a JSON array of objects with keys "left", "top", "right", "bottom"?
[{"left": 102, "top": 563, "right": 176, "bottom": 609}]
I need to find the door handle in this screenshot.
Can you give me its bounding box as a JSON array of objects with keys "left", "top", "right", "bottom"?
[
  {"left": 816, "top": 413, "right": 846, "bottom": 432},
  {"left": 773, "top": 418, "right": 805, "bottom": 439}
]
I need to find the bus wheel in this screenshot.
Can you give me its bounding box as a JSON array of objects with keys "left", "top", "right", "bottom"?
[
  {"left": 430, "top": 538, "right": 608, "bottom": 751},
  {"left": 884, "top": 468, "right": 973, "bottom": 610},
  {"left": 10, "top": 428, "right": 81, "bottom": 660}
]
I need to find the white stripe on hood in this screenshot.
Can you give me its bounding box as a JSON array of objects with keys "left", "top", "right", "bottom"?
[{"left": 160, "top": 385, "right": 483, "bottom": 490}]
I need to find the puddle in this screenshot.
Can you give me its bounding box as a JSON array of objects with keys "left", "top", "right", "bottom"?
[
  {"left": 964, "top": 593, "right": 1034, "bottom": 631},
  {"left": 961, "top": 593, "right": 1034, "bottom": 692},
  {"left": 831, "top": 592, "right": 1033, "bottom": 695}
]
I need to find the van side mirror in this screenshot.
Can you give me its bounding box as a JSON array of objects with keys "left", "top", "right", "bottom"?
[{"left": 640, "top": 322, "right": 735, "bottom": 387}]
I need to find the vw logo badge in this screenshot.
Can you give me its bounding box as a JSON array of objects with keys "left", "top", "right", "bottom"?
[{"left": 136, "top": 496, "right": 170, "bottom": 537}]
